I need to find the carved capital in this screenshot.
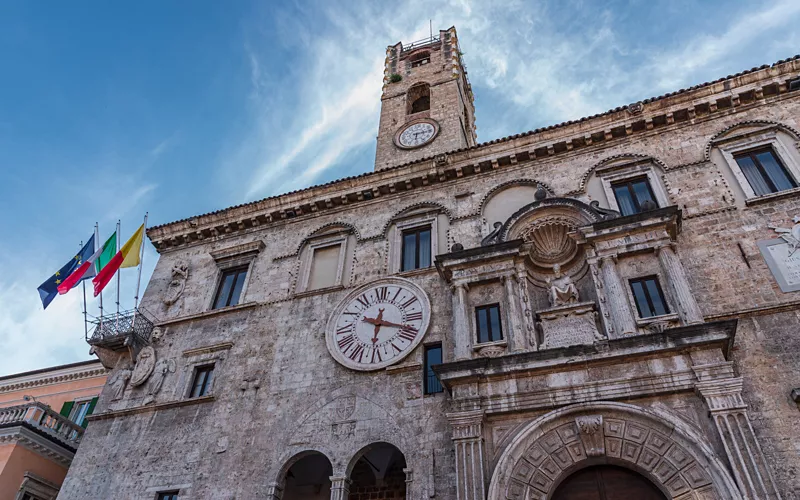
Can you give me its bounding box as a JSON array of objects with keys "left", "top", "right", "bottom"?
[
  {"left": 695, "top": 377, "right": 747, "bottom": 412},
  {"left": 446, "top": 410, "right": 484, "bottom": 441},
  {"left": 575, "top": 415, "right": 605, "bottom": 457}
]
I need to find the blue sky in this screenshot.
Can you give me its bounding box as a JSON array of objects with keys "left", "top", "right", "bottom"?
[{"left": 1, "top": 0, "right": 798, "bottom": 376}]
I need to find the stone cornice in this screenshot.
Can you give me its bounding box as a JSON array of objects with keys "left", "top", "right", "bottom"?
[
  {"left": 87, "top": 395, "right": 215, "bottom": 422},
  {"left": 0, "top": 425, "right": 75, "bottom": 466},
  {"left": 0, "top": 361, "right": 106, "bottom": 394},
  {"left": 146, "top": 61, "right": 800, "bottom": 253},
  {"left": 182, "top": 342, "right": 234, "bottom": 358},
  {"left": 433, "top": 320, "right": 737, "bottom": 386},
  {"left": 156, "top": 301, "right": 258, "bottom": 327}
]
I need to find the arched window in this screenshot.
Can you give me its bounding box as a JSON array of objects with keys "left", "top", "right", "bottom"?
[
  {"left": 348, "top": 443, "right": 408, "bottom": 498},
  {"left": 282, "top": 452, "right": 333, "bottom": 499},
  {"left": 407, "top": 83, "right": 430, "bottom": 114},
  {"left": 410, "top": 50, "right": 430, "bottom": 67}
]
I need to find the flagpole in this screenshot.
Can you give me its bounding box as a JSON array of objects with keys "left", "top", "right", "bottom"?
[
  {"left": 80, "top": 240, "right": 88, "bottom": 340},
  {"left": 115, "top": 219, "right": 121, "bottom": 331},
  {"left": 96, "top": 223, "right": 103, "bottom": 324},
  {"left": 132, "top": 212, "right": 148, "bottom": 330}
]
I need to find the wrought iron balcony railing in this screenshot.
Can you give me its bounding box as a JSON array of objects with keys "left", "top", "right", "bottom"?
[
  {"left": 0, "top": 402, "right": 85, "bottom": 450},
  {"left": 86, "top": 308, "right": 154, "bottom": 351}
]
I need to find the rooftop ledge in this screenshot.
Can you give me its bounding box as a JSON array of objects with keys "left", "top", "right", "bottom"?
[{"left": 146, "top": 57, "right": 800, "bottom": 251}]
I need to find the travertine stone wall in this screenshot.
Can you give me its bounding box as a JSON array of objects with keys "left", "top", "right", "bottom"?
[{"left": 58, "top": 56, "right": 800, "bottom": 499}]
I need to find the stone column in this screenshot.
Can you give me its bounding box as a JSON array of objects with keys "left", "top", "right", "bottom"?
[
  {"left": 329, "top": 476, "right": 351, "bottom": 500},
  {"left": 265, "top": 482, "right": 283, "bottom": 500},
  {"left": 452, "top": 283, "right": 472, "bottom": 360},
  {"left": 656, "top": 243, "right": 704, "bottom": 324},
  {"left": 403, "top": 468, "right": 414, "bottom": 500},
  {"left": 501, "top": 275, "right": 526, "bottom": 352},
  {"left": 447, "top": 410, "right": 486, "bottom": 500},
  {"left": 599, "top": 255, "right": 637, "bottom": 336},
  {"left": 694, "top": 364, "right": 781, "bottom": 500}
]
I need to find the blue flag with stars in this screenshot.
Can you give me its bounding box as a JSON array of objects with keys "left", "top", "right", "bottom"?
[{"left": 37, "top": 235, "right": 95, "bottom": 310}]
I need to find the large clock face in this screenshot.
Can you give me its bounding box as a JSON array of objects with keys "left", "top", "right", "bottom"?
[
  {"left": 326, "top": 278, "right": 431, "bottom": 371},
  {"left": 397, "top": 121, "right": 437, "bottom": 148}
]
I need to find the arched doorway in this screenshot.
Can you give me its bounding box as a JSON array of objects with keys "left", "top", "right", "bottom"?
[
  {"left": 348, "top": 442, "right": 407, "bottom": 499},
  {"left": 282, "top": 452, "right": 333, "bottom": 500},
  {"left": 552, "top": 465, "right": 667, "bottom": 500}
]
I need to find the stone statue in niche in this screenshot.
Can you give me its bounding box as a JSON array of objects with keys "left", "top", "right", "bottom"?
[
  {"left": 546, "top": 264, "right": 579, "bottom": 307},
  {"left": 109, "top": 362, "right": 132, "bottom": 401},
  {"left": 143, "top": 358, "right": 176, "bottom": 405},
  {"left": 163, "top": 262, "right": 189, "bottom": 306}
]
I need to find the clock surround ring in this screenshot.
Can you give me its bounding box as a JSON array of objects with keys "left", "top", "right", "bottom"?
[
  {"left": 393, "top": 118, "right": 440, "bottom": 150},
  {"left": 325, "top": 277, "right": 431, "bottom": 371}
]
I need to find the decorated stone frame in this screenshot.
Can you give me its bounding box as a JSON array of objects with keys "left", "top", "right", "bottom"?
[
  {"left": 596, "top": 160, "right": 670, "bottom": 213},
  {"left": 205, "top": 241, "right": 264, "bottom": 310},
  {"left": 713, "top": 127, "right": 800, "bottom": 202},
  {"left": 179, "top": 342, "right": 232, "bottom": 400},
  {"left": 390, "top": 211, "right": 440, "bottom": 274},
  {"left": 623, "top": 271, "right": 679, "bottom": 330},
  {"left": 296, "top": 232, "right": 349, "bottom": 294}
]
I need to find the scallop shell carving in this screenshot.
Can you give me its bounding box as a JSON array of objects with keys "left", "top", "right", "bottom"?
[{"left": 521, "top": 220, "right": 578, "bottom": 266}]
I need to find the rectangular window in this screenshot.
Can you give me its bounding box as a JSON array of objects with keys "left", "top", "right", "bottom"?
[
  {"left": 734, "top": 147, "right": 796, "bottom": 196},
  {"left": 611, "top": 178, "right": 658, "bottom": 216},
  {"left": 401, "top": 226, "right": 432, "bottom": 271},
  {"left": 423, "top": 344, "right": 443, "bottom": 395},
  {"left": 212, "top": 266, "right": 248, "bottom": 309},
  {"left": 189, "top": 365, "right": 215, "bottom": 398},
  {"left": 308, "top": 244, "right": 341, "bottom": 290},
  {"left": 70, "top": 401, "right": 91, "bottom": 426},
  {"left": 157, "top": 492, "right": 179, "bottom": 500},
  {"left": 629, "top": 276, "right": 669, "bottom": 318},
  {"left": 475, "top": 304, "right": 503, "bottom": 343}
]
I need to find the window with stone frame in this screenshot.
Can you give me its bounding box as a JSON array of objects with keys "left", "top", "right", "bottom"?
[
  {"left": 212, "top": 266, "right": 248, "bottom": 310},
  {"left": 611, "top": 177, "right": 659, "bottom": 216},
  {"left": 423, "top": 343, "right": 443, "bottom": 395},
  {"left": 189, "top": 364, "right": 215, "bottom": 398},
  {"left": 629, "top": 276, "right": 669, "bottom": 319},
  {"left": 410, "top": 51, "right": 430, "bottom": 68},
  {"left": 208, "top": 241, "right": 263, "bottom": 311},
  {"left": 296, "top": 228, "right": 351, "bottom": 294},
  {"left": 401, "top": 226, "right": 432, "bottom": 271},
  {"left": 157, "top": 492, "right": 179, "bottom": 500},
  {"left": 590, "top": 157, "right": 671, "bottom": 216},
  {"left": 711, "top": 123, "right": 800, "bottom": 203},
  {"left": 733, "top": 147, "right": 796, "bottom": 197},
  {"left": 475, "top": 303, "right": 503, "bottom": 343}
]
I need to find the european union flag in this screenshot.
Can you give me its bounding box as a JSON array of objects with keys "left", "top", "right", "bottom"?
[{"left": 37, "top": 235, "right": 95, "bottom": 310}]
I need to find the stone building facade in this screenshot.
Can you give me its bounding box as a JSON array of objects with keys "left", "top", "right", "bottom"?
[{"left": 58, "top": 27, "right": 800, "bottom": 500}]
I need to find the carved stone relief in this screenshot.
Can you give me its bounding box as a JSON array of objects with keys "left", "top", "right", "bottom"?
[
  {"left": 129, "top": 346, "right": 156, "bottom": 387},
  {"left": 143, "top": 357, "right": 176, "bottom": 405},
  {"left": 109, "top": 362, "right": 132, "bottom": 401},
  {"left": 163, "top": 262, "right": 189, "bottom": 306}
]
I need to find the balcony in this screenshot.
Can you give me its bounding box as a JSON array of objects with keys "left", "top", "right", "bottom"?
[
  {"left": 0, "top": 402, "right": 84, "bottom": 452},
  {"left": 86, "top": 308, "right": 154, "bottom": 351}
]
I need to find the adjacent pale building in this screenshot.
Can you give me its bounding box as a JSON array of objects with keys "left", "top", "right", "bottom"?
[
  {"left": 0, "top": 360, "right": 106, "bottom": 499},
  {"left": 59, "top": 28, "right": 800, "bottom": 499}
]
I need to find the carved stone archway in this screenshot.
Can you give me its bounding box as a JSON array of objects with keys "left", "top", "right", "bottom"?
[{"left": 487, "top": 402, "right": 742, "bottom": 500}]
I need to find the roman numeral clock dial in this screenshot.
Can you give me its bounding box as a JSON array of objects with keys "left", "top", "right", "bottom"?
[{"left": 325, "top": 278, "right": 431, "bottom": 371}]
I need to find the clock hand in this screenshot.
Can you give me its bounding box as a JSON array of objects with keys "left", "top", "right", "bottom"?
[{"left": 376, "top": 319, "right": 406, "bottom": 329}]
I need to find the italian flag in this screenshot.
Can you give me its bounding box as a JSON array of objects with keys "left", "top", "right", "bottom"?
[
  {"left": 57, "top": 233, "right": 117, "bottom": 294},
  {"left": 92, "top": 224, "right": 145, "bottom": 297}
]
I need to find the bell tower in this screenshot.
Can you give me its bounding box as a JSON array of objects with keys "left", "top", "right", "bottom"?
[{"left": 374, "top": 26, "right": 477, "bottom": 171}]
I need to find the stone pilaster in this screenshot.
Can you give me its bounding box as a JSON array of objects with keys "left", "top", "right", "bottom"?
[
  {"left": 403, "top": 468, "right": 414, "bottom": 500},
  {"left": 265, "top": 482, "right": 282, "bottom": 500},
  {"left": 588, "top": 260, "right": 613, "bottom": 339},
  {"left": 656, "top": 243, "right": 704, "bottom": 324},
  {"left": 452, "top": 283, "right": 472, "bottom": 360},
  {"left": 447, "top": 410, "right": 486, "bottom": 500},
  {"left": 329, "top": 476, "right": 351, "bottom": 500},
  {"left": 599, "top": 255, "right": 637, "bottom": 336},
  {"left": 694, "top": 363, "right": 782, "bottom": 500},
  {"left": 501, "top": 274, "right": 525, "bottom": 352},
  {"left": 515, "top": 265, "right": 537, "bottom": 350}
]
